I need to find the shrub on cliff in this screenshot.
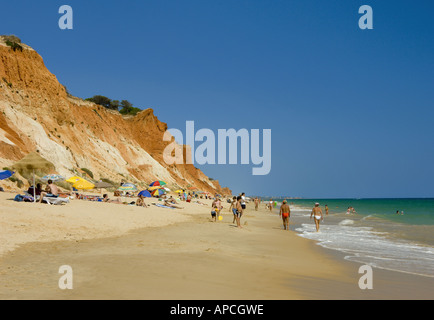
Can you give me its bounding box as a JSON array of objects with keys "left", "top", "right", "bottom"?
[
  {"left": 2, "top": 35, "right": 23, "bottom": 52},
  {"left": 81, "top": 168, "right": 94, "bottom": 179},
  {"left": 119, "top": 105, "right": 141, "bottom": 116},
  {"left": 1, "top": 35, "right": 21, "bottom": 43},
  {"left": 85, "top": 95, "right": 119, "bottom": 110},
  {"left": 85, "top": 96, "right": 142, "bottom": 115}
]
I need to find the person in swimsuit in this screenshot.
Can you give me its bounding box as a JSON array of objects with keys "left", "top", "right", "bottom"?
[
  {"left": 254, "top": 197, "right": 259, "bottom": 211},
  {"left": 229, "top": 196, "right": 237, "bottom": 223},
  {"left": 241, "top": 193, "right": 246, "bottom": 211},
  {"left": 310, "top": 202, "right": 323, "bottom": 232},
  {"left": 279, "top": 200, "right": 291, "bottom": 231},
  {"left": 39, "top": 180, "right": 59, "bottom": 203},
  {"left": 136, "top": 195, "right": 148, "bottom": 207},
  {"left": 235, "top": 196, "right": 243, "bottom": 228}
]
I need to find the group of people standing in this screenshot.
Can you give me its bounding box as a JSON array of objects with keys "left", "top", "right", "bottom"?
[{"left": 212, "top": 192, "right": 247, "bottom": 229}]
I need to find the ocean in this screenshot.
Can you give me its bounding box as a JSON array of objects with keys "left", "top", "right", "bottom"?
[{"left": 267, "top": 198, "right": 434, "bottom": 278}]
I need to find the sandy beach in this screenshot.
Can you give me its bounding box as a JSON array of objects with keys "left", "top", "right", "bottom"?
[{"left": 0, "top": 191, "right": 433, "bottom": 300}]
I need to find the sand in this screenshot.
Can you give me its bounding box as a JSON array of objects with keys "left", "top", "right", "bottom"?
[{"left": 0, "top": 192, "right": 433, "bottom": 300}]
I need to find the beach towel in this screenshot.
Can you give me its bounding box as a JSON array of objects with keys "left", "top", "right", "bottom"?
[
  {"left": 153, "top": 203, "right": 176, "bottom": 209},
  {"left": 14, "top": 194, "right": 35, "bottom": 202},
  {"left": 22, "top": 195, "right": 35, "bottom": 202}
]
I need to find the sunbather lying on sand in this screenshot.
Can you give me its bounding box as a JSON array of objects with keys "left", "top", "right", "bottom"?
[
  {"left": 163, "top": 200, "right": 184, "bottom": 209},
  {"left": 103, "top": 194, "right": 122, "bottom": 204}
]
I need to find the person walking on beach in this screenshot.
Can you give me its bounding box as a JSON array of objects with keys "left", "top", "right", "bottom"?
[
  {"left": 235, "top": 196, "right": 243, "bottom": 228},
  {"left": 241, "top": 193, "right": 246, "bottom": 211},
  {"left": 269, "top": 199, "right": 273, "bottom": 213},
  {"left": 254, "top": 197, "right": 259, "bottom": 211},
  {"left": 310, "top": 203, "right": 323, "bottom": 232},
  {"left": 280, "top": 200, "right": 291, "bottom": 231},
  {"left": 325, "top": 204, "right": 329, "bottom": 216}
]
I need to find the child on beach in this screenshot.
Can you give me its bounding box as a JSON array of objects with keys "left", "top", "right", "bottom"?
[
  {"left": 211, "top": 199, "right": 217, "bottom": 222},
  {"left": 229, "top": 196, "right": 237, "bottom": 223}
]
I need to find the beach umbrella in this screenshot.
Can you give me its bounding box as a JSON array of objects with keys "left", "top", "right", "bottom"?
[
  {"left": 66, "top": 176, "right": 84, "bottom": 184},
  {"left": 174, "top": 189, "right": 184, "bottom": 193},
  {"left": 138, "top": 190, "right": 152, "bottom": 198},
  {"left": 41, "top": 174, "right": 65, "bottom": 182},
  {"left": 12, "top": 152, "right": 55, "bottom": 174},
  {"left": 151, "top": 188, "right": 166, "bottom": 197},
  {"left": 66, "top": 176, "right": 95, "bottom": 190},
  {"left": 94, "top": 181, "right": 113, "bottom": 189},
  {"left": 73, "top": 179, "right": 94, "bottom": 190},
  {"left": 148, "top": 186, "right": 163, "bottom": 191},
  {"left": 12, "top": 152, "right": 56, "bottom": 202},
  {"left": 118, "top": 183, "right": 138, "bottom": 192},
  {"left": 0, "top": 170, "right": 14, "bottom": 180},
  {"left": 149, "top": 180, "right": 167, "bottom": 187},
  {"left": 73, "top": 180, "right": 94, "bottom": 190},
  {"left": 93, "top": 181, "right": 114, "bottom": 194}
]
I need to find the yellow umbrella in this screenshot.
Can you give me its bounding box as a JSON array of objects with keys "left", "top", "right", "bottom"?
[
  {"left": 67, "top": 176, "right": 95, "bottom": 190},
  {"left": 66, "top": 176, "right": 84, "bottom": 184},
  {"left": 175, "top": 189, "right": 184, "bottom": 193},
  {"left": 73, "top": 179, "right": 95, "bottom": 190}
]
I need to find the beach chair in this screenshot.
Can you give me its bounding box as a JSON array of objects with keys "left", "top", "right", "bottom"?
[{"left": 43, "top": 196, "right": 70, "bottom": 205}]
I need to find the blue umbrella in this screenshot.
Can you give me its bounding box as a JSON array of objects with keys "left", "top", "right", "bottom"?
[
  {"left": 138, "top": 190, "right": 152, "bottom": 198},
  {"left": 0, "top": 170, "right": 14, "bottom": 180}
]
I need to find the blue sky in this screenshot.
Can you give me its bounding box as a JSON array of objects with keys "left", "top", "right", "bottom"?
[{"left": 1, "top": 0, "right": 433, "bottom": 198}]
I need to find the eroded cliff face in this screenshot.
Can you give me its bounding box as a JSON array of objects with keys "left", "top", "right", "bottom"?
[{"left": 0, "top": 38, "right": 231, "bottom": 195}]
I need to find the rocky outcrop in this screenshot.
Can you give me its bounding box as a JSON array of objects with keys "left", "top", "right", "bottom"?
[{"left": 0, "top": 37, "right": 231, "bottom": 195}]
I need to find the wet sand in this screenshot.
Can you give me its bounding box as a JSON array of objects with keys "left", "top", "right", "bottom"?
[{"left": 0, "top": 194, "right": 433, "bottom": 300}]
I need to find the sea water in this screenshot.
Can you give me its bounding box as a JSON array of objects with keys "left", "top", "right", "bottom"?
[{"left": 269, "top": 198, "right": 434, "bottom": 277}]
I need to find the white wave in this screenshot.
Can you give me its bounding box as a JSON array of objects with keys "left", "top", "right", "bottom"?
[
  {"left": 296, "top": 223, "right": 434, "bottom": 278},
  {"left": 339, "top": 219, "right": 354, "bottom": 226}
]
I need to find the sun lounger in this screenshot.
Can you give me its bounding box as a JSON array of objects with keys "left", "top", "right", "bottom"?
[{"left": 43, "top": 196, "right": 70, "bottom": 205}]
